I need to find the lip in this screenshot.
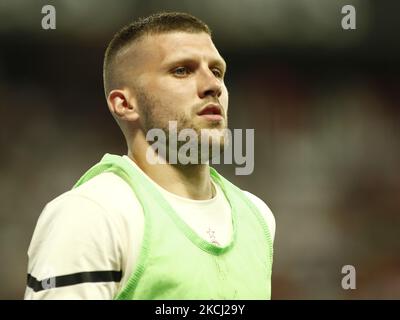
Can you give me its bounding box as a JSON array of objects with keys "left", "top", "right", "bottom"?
[{"left": 197, "top": 103, "right": 223, "bottom": 121}]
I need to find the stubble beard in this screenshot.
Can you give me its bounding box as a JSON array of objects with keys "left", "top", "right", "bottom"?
[{"left": 136, "top": 89, "right": 228, "bottom": 165}]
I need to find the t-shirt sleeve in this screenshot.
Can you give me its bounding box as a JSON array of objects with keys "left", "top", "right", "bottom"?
[
  {"left": 24, "top": 193, "right": 124, "bottom": 300},
  {"left": 243, "top": 191, "right": 276, "bottom": 242}
]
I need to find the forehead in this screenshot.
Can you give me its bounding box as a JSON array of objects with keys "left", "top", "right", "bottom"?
[{"left": 126, "top": 31, "right": 225, "bottom": 71}]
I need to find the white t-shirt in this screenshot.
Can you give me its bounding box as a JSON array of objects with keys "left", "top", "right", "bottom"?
[{"left": 24, "top": 156, "right": 275, "bottom": 299}]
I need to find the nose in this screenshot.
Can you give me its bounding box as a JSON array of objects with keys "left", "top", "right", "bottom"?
[{"left": 197, "top": 67, "right": 222, "bottom": 99}]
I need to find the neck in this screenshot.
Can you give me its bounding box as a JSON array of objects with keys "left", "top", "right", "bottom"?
[{"left": 127, "top": 136, "right": 214, "bottom": 200}]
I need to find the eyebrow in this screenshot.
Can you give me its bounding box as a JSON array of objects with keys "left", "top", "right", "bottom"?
[
  {"left": 163, "top": 56, "right": 227, "bottom": 72},
  {"left": 212, "top": 57, "right": 227, "bottom": 72}
]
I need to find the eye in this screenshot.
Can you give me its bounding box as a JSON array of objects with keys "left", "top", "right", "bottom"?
[
  {"left": 172, "top": 66, "right": 191, "bottom": 77},
  {"left": 211, "top": 68, "right": 223, "bottom": 79}
]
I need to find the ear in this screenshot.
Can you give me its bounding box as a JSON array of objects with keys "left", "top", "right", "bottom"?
[{"left": 107, "top": 89, "right": 139, "bottom": 121}]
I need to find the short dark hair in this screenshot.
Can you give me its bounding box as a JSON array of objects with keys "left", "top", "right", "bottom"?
[{"left": 103, "top": 12, "right": 212, "bottom": 96}]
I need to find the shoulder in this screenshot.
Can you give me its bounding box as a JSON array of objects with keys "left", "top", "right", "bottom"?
[
  {"left": 26, "top": 172, "right": 144, "bottom": 299},
  {"left": 242, "top": 191, "right": 276, "bottom": 242},
  {"left": 31, "top": 172, "right": 144, "bottom": 256},
  {"left": 43, "top": 172, "right": 142, "bottom": 224}
]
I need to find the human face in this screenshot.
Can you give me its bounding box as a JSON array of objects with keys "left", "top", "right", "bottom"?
[{"left": 130, "top": 31, "right": 229, "bottom": 140}]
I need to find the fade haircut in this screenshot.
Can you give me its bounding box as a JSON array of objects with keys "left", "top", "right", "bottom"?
[{"left": 103, "top": 12, "right": 212, "bottom": 97}]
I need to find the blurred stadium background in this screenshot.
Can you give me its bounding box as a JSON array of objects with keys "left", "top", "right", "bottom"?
[{"left": 0, "top": 0, "right": 399, "bottom": 299}]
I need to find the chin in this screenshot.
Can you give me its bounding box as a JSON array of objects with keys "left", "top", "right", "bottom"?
[{"left": 197, "top": 122, "right": 227, "bottom": 132}]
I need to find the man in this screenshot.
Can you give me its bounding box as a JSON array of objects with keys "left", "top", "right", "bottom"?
[{"left": 25, "top": 12, "right": 275, "bottom": 300}]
